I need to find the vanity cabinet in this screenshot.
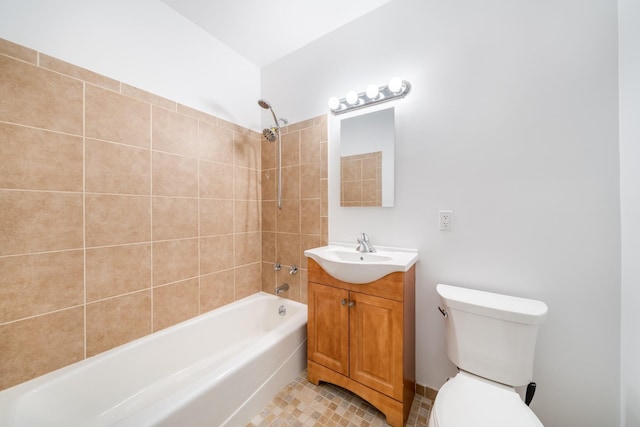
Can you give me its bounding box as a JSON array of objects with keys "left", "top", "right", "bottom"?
[{"left": 306, "top": 259, "right": 415, "bottom": 427}]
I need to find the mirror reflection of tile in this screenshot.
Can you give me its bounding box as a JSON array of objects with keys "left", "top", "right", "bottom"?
[{"left": 340, "top": 151, "right": 382, "bottom": 207}]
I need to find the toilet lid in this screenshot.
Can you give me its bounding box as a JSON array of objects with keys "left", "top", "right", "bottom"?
[{"left": 431, "top": 372, "right": 543, "bottom": 427}]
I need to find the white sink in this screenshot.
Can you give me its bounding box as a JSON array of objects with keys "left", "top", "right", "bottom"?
[{"left": 304, "top": 243, "right": 418, "bottom": 284}]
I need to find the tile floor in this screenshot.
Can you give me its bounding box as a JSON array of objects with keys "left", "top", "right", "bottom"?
[{"left": 248, "top": 371, "right": 432, "bottom": 427}]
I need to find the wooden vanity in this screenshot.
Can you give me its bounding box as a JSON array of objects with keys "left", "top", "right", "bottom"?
[{"left": 306, "top": 258, "right": 416, "bottom": 427}]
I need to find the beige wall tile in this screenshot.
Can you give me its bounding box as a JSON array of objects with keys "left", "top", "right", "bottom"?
[
  {"left": 0, "top": 250, "right": 84, "bottom": 323},
  {"left": 281, "top": 132, "right": 300, "bottom": 167},
  {"left": 287, "top": 118, "right": 315, "bottom": 132},
  {"left": 261, "top": 261, "right": 277, "bottom": 293},
  {"left": 262, "top": 231, "right": 276, "bottom": 263},
  {"left": 0, "top": 123, "right": 83, "bottom": 192},
  {"left": 261, "top": 136, "right": 276, "bottom": 170},
  {"left": 234, "top": 133, "right": 260, "bottom": 169},
  {"left": 234, "top": 200, "right": 260, "bottom": 233},
  {"left": 152, "top": 151, "right": 198, "bottom": 197},
  {"left": 200, "top": 198, "right": 234, "bottom": 236},
  {"left": 300, "top": 234, "right": 322, "bottom": 269},
  {"left": 39, "top": 54, "right": 120, "bottom": 92},
  {"left": 234, "top": 167, "right": 260, "bottom": 201},
  {"left": 0, "top": 55, "right": 82, "bottom": 135},
  {"left": 277, "top": 233, "right": 301, "bottom": 268},
  {"left": 276, "top": 267, "right": 300, "bottom": 302},
  {"left": 152, "top": 196, "right": 198, "bottom": 241},
  {"left": 178, "top": 104, "right": 217, "bottom": 125},
  {"left": 300, "top": 269, "right": 309, "bottom": 304},
  {"left": 121, "top": 84, "right": 176, "bottom": 111},
  {"left": 281, "top": 166, "right": 300, "bottom": 200},
  {"left": 235, "top": 232, "right": 261, "bottom": 266},
  {"left": 199, "top": 121, "right": 233, "bottom": 164},
  {"left": 200, "top": 270, "right": 235, "bottom": 313},
  {"left": 200, "top": 235, "right": 234, "bottom": 275},
  {"left": 235, "top": 263, "right": 262, "bottom": 300},
  {"left": 300, "top": 126, "right": 322, "bottom": 165},
  {"left": 85, "top": 139, "right": 150, "bottom": 195},
  {"left": 276, "top": 199, "right": 300, "bottom": 233},
  {"left": 153, "top": 279, "right": 199, "bottom": 331},
  {"left": 152, "top": 106, "right": 198, "bottom": 158},
  {"left": 0, "top": 307, "right": 84, "bottom": 389},
  {"left": 85, "top": 84, "right": 150, "bottom": 147},
  {"left": 300, "top": 163, "right": 321, "bottom": 199},
  {"left": 86, "top": 244, "right": 151, "bottom": 302},
  {"left": 199, "top": 160, "right": 234, "bottom": 199},
  {"left": 262, "top": 201, "right": 276, "bottom": 232},
  {"left": 86, "top": 291, "right": 151, "bottom": 357},
  {"left": 262, "top": 169, "right": 277, "bottom": 201},
  {"left": 301, "top": 199, "right": 321, "bottom": 235},
  {"left": 152, "top": 239, "right": 198, "bottom": 286},
  {"left": 86, "top": 194, "right": 151, "bottom": 247},
  {"left": 0, "top": 38, "right": 37, "bottom": 63},
  {"left": 0, "top": 190, "right": 83, "bottom": 256}
]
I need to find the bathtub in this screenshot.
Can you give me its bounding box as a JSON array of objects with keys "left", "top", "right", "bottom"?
[{"left": 0, "top": 292, "right": 307, "bottom": 427}]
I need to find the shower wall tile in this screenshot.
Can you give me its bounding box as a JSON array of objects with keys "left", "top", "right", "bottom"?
[
  {"left": 0, "top": 307, "right": 84, "bottom": 390},
  {"left": 86, "top": 244, "right": 152, "bottom": 302},
  {"left": 152, "top": 239, "right": 199, "bottom": 286},
  {"left": 152, "top": 151, "right": 198, "bottom": 197},
  {"left": 85, "top": 138, "right": 150, "bottom": 195},
  {"left": 153, "top": 279, "right": 199, "bottom": 331},
  {"left": 152, "top": 196, "right": 198, "bottom": 240},
  {"left": 200, "top": 198, "right": 234, "bottom": 236},
  {"left": 0, "top": 190, "right": 83, "bottom": 256},
  {"left": 199, "top": 160, "right": 234, "bottom": 199},
  {"left": 0, "top": 250, "right": 84, "bottom": 323},
  {"left": 85, "top": 84, "right": 150, "bottom": 147},
  {"left": 200, "top": 235, "right": 235, "bottom": 274},
  {"left": 1, "top": 39, "right": 326, "bottom": 391},
  {"left": 152, "top": 106, "right": 198, "bottom": 157},
  {"left": 200, "top": 270, "right": 235, "bottom": 312},
  {"left": 0, "top": 55, "right": 83, "bottom": 135},
  {"left": 85, "top": 194, "right": 151, "bottom": 247},
  {"left": 0, "top": 123, "right": 83, "bottom": 192},
  {"left": 86, "top": 291, "right": 152, "bottom": 357},
  {"left": 300, "top": 126, "right": 322, "bottom": 165},
  {"left": 199, "top": 121, "right": 234, "bottom": 164}
]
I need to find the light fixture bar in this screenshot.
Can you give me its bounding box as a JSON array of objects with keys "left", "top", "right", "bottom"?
[{"left": 328, "top": 78, "right": 411, "bottom": 115}]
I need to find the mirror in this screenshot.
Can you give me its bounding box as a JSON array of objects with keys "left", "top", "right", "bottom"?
[{"left": 339, "top": 107, "right": 394, "bottom": 207}]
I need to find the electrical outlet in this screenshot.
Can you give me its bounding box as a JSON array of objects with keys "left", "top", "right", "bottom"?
[{"left": 440, "top": 211, "right": 453, "bottom": 231}]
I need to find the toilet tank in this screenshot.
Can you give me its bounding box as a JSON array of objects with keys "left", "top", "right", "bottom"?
[{"left": 436, "top": 284, "right": 548, "bottom": 387}]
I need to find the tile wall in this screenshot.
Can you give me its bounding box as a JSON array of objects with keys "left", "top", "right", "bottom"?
[{"left": 0, "top": 38, "right": 327, "bottom": 390}]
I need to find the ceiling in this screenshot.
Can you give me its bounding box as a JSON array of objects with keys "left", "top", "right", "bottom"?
[{"left": 160, "top": 0, "right": 394, "bottom": 67}]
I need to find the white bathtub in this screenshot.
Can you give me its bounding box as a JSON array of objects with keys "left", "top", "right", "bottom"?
[{"left": 0, "top": 292, "right": 307, "bottom": 427}]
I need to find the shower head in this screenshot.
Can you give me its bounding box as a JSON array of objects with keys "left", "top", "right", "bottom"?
[
  {"left": 263, "top": 127, "right": 278, "bottom": 142},
  {"left": 258, "top": 99, "right": 272, "bottom": 110}
]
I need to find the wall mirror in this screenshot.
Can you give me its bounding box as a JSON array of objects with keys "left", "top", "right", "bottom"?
[{"left": 339, "top": 107, "right": 394, "bottom": 207}]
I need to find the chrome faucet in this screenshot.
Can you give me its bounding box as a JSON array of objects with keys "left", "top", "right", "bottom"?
[
  {"left": 356, "top": 233, "right": 376, "bottom": 253},
  {"left": 275, "top": 283, "right": 289, "bottom": 295}
]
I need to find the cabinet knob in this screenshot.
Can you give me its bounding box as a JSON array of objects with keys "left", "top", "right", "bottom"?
[
  {"left": 341, "top": 298, "right": 347, "bottom": 305},
  {"left": 349, "top": 301, "right": 355, "bottom": 307}
]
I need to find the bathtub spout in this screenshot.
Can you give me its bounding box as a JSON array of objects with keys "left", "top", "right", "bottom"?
[{"left": 275, "top": 283, "right": 289, "bottom": 295}]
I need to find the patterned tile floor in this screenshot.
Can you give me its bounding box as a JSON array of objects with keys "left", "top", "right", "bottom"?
[{"left": 248, "top": 371, "right": 432, "bottom": 427}]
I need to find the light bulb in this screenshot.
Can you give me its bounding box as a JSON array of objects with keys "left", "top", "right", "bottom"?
[
  {"left": 346, "top": 90, "right": 359, "bottom": 105},
  {"left": 388, "top": 77, "right": 403, "bottom": 93},
  {"left": 328, "top": 97, "right": 340, "bottom": 110},
  {"left": 366, "top": 84, "right": 379, "bottom": 100}
]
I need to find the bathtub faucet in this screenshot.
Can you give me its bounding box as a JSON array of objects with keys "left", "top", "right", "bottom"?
[{"left": 275, "top": 283, "right": 289, "bottom": 295}]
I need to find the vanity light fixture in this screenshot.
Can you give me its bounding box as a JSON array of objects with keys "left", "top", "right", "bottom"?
[{"left": 328, "top": 77, "right": 411, "bottom": 115}]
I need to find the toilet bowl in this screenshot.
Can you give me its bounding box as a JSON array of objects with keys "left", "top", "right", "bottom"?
[
  {"left": 431, "top": 284, "right": 548, "bottom": 427},
  {"left": 428, "top": 371, "right": 543, "bottom": 427}
]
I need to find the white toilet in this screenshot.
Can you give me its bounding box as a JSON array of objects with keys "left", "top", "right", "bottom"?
[{"left": 429, "top": 284, "right": 548, "bottom": 427}]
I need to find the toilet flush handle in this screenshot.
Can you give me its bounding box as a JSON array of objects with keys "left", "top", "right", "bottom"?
[{"left": 438, "top": 306, "right": 448, "bottom": 318}]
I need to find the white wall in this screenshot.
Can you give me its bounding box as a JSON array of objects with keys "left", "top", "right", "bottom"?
[
  {"left": 619, "top": 0, "right": 640, "bottom": 425},
  {"left": 263, "top": 1, "right": 621, "bottom": 426},
  {"left": 0, "top": 0, "right": 261, "bottom": 130}
]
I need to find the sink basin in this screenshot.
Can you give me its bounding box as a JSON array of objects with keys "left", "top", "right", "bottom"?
[{"left": 304, "top": 243, "right": 418, "bottom": 284}]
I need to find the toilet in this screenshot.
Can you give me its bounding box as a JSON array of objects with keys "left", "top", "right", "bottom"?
[{"left": 429, "top": 284, "right": 548, "bottom": 427}]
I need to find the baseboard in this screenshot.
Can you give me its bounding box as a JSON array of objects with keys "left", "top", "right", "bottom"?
[{"left": 415, "top": 383, "right": 438, "bottom": 401}]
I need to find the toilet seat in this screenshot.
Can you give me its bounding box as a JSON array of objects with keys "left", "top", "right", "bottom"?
[{"left": 429, "top": 371, "right": 543, "bottom": 427}]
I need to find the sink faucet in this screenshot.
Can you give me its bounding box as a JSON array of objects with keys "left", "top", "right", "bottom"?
[
  {"left": 275, "top": 283, "right": 289, "bottom": 295},
  {"left": 356, "top": 233, "right": 376, "bottom": 253}
]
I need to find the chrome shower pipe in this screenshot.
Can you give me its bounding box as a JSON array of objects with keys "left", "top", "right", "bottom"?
[{"left": 258, "top": 99, "right": 286, "bottom": 209}]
